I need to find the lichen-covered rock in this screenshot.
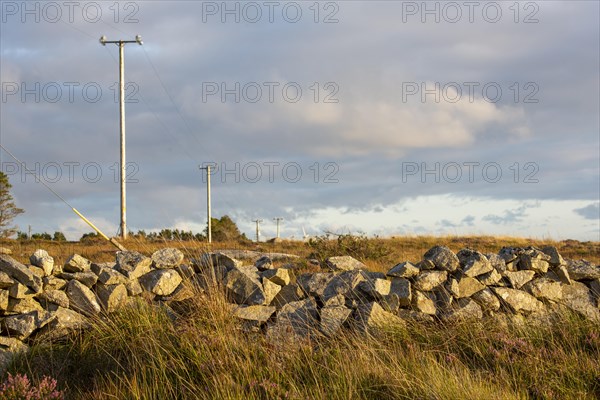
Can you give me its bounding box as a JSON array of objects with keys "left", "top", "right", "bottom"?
[
  {"left": 139, "top": 269, "right": 182, "bottom": 296},
  {"left": 389, "top": 278, "right": 411, "bottom": 307},
  {"left": 561, "top": 282, "right": 600, "bottom": 322},
  {"left": 325, "top": 256, "right": 367, "bottom": 271},
  {"left": 441, "top": 298, "right": 483, "bottom": 322},
  {"left": 234, "top": 305, "right": 276, "bottom": 327},
  {"left": 0, "top": 255, "right": 42, "bottom": 292},
  {"left": 297, "top": 272, "right": 334, "bottom": 299},
  {"left": 42, "top": 276, "right": 67, "bottom": 291},
  {"left": 486, "top": 253, "right": 508, "bottom": 273},
  {"left": 64, "top": 254, "right": 92, "bottom": 273},
  {"left": 354, "top": 302, "right": 405, "bottom": 333},
  {"left": 541, "top": 246, "right": 564, "bottom": 267},
  {"left": 457, "top": 249, "right": 494, "bottom": 277},
  {"left": 36, "top": 290, "right": 69, "bottom": 309},
  {"left": 492, "top": 287, "right": 544, "bottom": 315},
  {"left": 195, "top": 252, "right": 242, "bottom": 270},
  {"left": 477, "top": 269, "right": 502, "bottom": 286},
  {"left": 30, "top": 249, "right": 54, "bottom": 276},
  {"left": 9, "top": 282, "right": 36, "bottom": 299},
  {"left": 115, "top": 251, "right": 152, "bottom": 279},
  {"left": 261, "top": 268, "right": 292, "bottom": 286},
  {"left": 320, "top": 306, "right": 352, "bottom": 336},
  {"left": 37, "top": 306, "right": 90, "bottom": 342},
  {"left": 7, "top": 297, "right": 43, "bottom": 314},
  {"left": 565, "top": 260, "right": 600, "bottom": 281},
  {"left": 2, "top": 310, "right": 53, "bottom": 340},
  {"left": 263, "top": 279, "right": 282, "bottom": 305},
  {"left": 267, "top": 298, "right": 319, "bottom": 341},
  {"left": 358, "top": 278, "right": 391, "bottom": 300},
  {"left": 519, "top": 248, "right": 551, "bottom": 273},
  {"left": 96, "top": 283, "right": 128, "bottom": 312},
  {"left": 455, "top": 276, "right": 485, "bottom": 298},
  {"left": 423, "top": 246, "right": 459, "bottom": 272},
  {"left": 59, "top": 271, "right": 98, "bottom": 288},
  {"left": 387, "top": 261, "right": 420, "bottom": 278},
  {"left": 95, "top": 265, "right": 128, "bottom": 285},
  {"left": 270, "top": 283, "right": 304, "bottom": 309},
  {"left": 255, "top": 255, "right": 273, "bottom": 271},
  {"left": 0, "top": 271, "right": 14, "bottom": 289},
  {"left": 472, "top": 288, "right": 501, "bottom": 311},
  {"left": 503, "top": 270, "right": 536, "bottom": 289},
  {"left": 320, "top": 271, "right": 365, "bottom": 303},
  {"left": 66, "top": 280, "right": 101, "bottom": 316},
  {"left": 524, "top": 278, "right": 563, "bottom": 302},
  {"left": 411, "top": 290, "right": 437, "bottom": 315},
  {"left": 151, "top": 248, "right": 184, "bottom": 269},
  {"left": 413, "top": 270, "right": 448, "bottom": 292},
  {"left": 224, "top": 266, "right": 265, "bottom": 305}
]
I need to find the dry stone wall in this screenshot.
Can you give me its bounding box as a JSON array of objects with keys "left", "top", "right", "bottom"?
[{"left": 0, "top": 245, "right": 599, "bottom": 370}]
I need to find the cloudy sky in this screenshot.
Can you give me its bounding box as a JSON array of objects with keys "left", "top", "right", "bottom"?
[{"left": 1, "top": 1, "right": 599, "bottom": 241}]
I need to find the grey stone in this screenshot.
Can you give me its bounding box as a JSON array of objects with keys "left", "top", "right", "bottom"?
[
  {"left": 325, "top": 256, "right": 367, "bottom": 271},
  {"left": 320, "top": 306, "right": 352, "bottom": 336},
  {"left": 263, "top": 279, "right": 282, "bottom": 305},
  {"left": 36, "top": 290, "right": 69, "bottom": 309},
  {"left": 297, "top": 272, "right": 335, "bottom": 299},
  {"left": 125, "top": 279, "right": 143, "bottom": 296},
  {"left": 0, "top": 336, "right": 28, "bottom": 374},
  {"left": 175, "top": 264, "right": 195, "bottom": 281},
  {"left": 411, "top": 290, "right": 437, "bottom": 315},
  {"left": 234, "top": 305, "right": 275, "bottom": 323},
  {"left": 477, "top": 269, "right": 502, "bottom": 286},
  {"left": 354, "top": 302, "right": 405, "bottom": 333},
  {"left": 561, "top": 281, "right": 600, "bottom": 322},
  {"left": 413, "top": 270, "right": 448, "bottom": 292},
  {"left": 195, "top": 252, "right": 243, "bottom": 270},
  {"left": 0, "top": 290, "right": 8, "bottom": 310},
  {"left": 37, "top": 306, "right": 90, "bottom": 341},
  {"left": 139, "top": 269, "right": 182, "bottom": 296},
  {"left": 7, "top": 297, "right": 43, "bottom": 314},
  {"left": 423, "top": 246, "right": 459, "bottom": 272},
  {"left": 28, "top": 266, "right": 45, "bottom": 279},
  {"left": 224, "top": 266, "right": 265, "bottom": 305},
  {"left": 455, "top": 276, "right": 485, "bottom": 298},
  {"left": 441, "top": 298, "right": 483, "bottom": 322},
  {"left": 472, "top": 288, "right": 501, "bottom": 311},
  {"left": 270, "top": 283, "right": 304, "bottom": 309},
  {"left": 115, "top": 251, "right": 152, "bottom": 279},
  {"left": 66, "top": 279, "right": 101, "bottom": 316},
  {"left": 541, "top": 246, "right": 564, "bottom": 267},
  {"left": 0, "top": 271, "right": 14, "bottom": 289},
  {"left": 151, "top": 248, "right": 184, "bottom": 269},
  {"left": 30, "top": 249, "right": 54, "bottom": 276},
  {"left": 498, "top": 247, "right": 521, "bottom": 264},
  {"left": 96, "top": 283, "right": 128, "bottom": 312},
  {"left": 386, "top": 261, "right": 420, "bottom": 278},
  {"left": 261, "top": 268, "right": 292, "bottom": 286},
  {"left": 551, "top": 265, "right": 572, "bottom": 285},
  {"left": 416, "top": 259, "right": 436, "bottom": 270},
  {"left": 255, "top": 255, "right": 273, "bottom": 271},
  {"left": 397, "top": 309, "right": 435, "bottom": 323},
  {"left": 524, "top": 278, "right": 563, "bottom": 302},
  {"left": 2, "top": 311, "right": 47, "bottom": 340},
  {"left": 268, "top": 298, "right": 319, "bottom": 339},
  {"left": 96, "top": 266, "right": 128, "bottom": 285},
  {"left": 9, "top": 282, "right": 36, "bottom": 299},
  {"left": 492, "top": 287, "right": 544, "bottom": 315},
  {"left": 565, "top": 259, "right": 600, "bottom": 281},
  {"left": 486, "top": 253, "right": 508, "bottom": 273},
  {"left": 321, "top": 271, "right": 366, "bottom": 303},
  {"left": 59, "top": 271, "right": 98, "bottom": 288},
  {"left": 503, "top": 270, "right": 536, "bottom": 289},
  {"left": 389, "top": 278, "right": 411, "bottom": 307},
  {"left": 64, "top": 254, "right": 92, "bottom": 273},
  {"left": 43, "top": 276, "right": 67, "bottom": 291},
  {"left": 358, "top": 278, "right": 391, "bottom": 299},
  {"left": 457, "top": 249, "right": 494, "bottom": 277},
  {"left": 0, "top": 255, "right": 42, "bottom": 292},
  {"left": 519, "top": 249, "right": 550, "bottom": 273},
  {"left": 91, "top": 262, "right": 116, "bottom": 275}
]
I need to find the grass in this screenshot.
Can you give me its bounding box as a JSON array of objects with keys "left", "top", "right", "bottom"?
[
  {"left": 2, "top": 235, "right": 599, "bottom": 399},
  {"left": 7, "top": 283, "right": 600, "bottom": 399}
]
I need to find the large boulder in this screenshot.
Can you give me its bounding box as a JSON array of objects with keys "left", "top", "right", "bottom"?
[
  {"left": 413, "top": 270, "right": 448, "bottom": 292},
  {"left": 441, "top": 298, "right": 483, "bottom": 322},
  {"left": 524, "top": 278, "right": 563, "bottom": 302},
  {"left": 353, "top": 302, "right": 405, "bottom": 333},
  {"left": 560, "top": 282, "right": 600, "bottom": 322},
  {"left": 411, "top": 290, "right": 437, "bottom": 315},
  {"left": 267, "top": 298, "right": 319, "bottom": 341},
  {"left": 503, "top": 270, "right": 535, "bottom": 289},
  {"left": 2, "top": 310, "right": 54, "bottom": 340},
  {"left": 457, "top": 249, "right": 494, "bottom": 277},
  {"left": 472, "top": 288, "right": 501, "bottom": 311},
  {"left": 320, "top": 306, "right": 352, "bottom": 336},
  {"left": 96, "top": 283, "right": 128, "bottom": 312},
  {"left": 298, "top": 272, "right": 335, "bottom": 299}
]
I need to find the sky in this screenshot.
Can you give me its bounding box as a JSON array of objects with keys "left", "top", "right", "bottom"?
[{"left": 1, "top": 0, "right": 599, "bottom": 241}]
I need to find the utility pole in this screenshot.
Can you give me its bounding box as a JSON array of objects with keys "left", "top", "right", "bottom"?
[
  {"left": 199, "top": 165, "right": 212, "bottom": 243},
  {"left": 252, "top": 219, "right": 263, "bottom": 243},
  {"left": 99, "top": 35, "right": 143, "bottom": 240},
  {"left": 273, "top": 217, "right": 283, "bottom": 239}
]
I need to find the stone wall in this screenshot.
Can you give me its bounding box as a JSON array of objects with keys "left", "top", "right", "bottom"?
[{"left": 0, "top": 245, "right": 599, "bottom": 369}]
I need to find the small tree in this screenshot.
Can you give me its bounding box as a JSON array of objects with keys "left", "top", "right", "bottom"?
[
  {"left": 0, "top": 172, "right": 24, "bottom": 238},
  {"left": 205, "top": 215, "right": 245, "bottom": 242},
  {"left": 53, "top": 231, "right": 67, "bottom": 242}
]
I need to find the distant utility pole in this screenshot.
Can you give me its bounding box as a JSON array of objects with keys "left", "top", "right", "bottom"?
[
  {"left": 99, "top": 34, "right": 143, "bottom": 240},
  {"left": 252, "top": 219, "right": 263, "bottom": 242},
  {"left": 199, "top": 165, "right": 212, "bottom": 243},
  {"left": 273, "top": 217, "right": 283, "bottom": 239}
]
